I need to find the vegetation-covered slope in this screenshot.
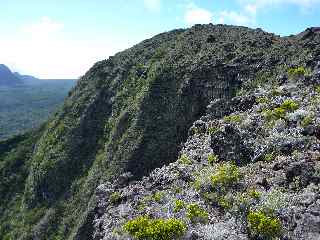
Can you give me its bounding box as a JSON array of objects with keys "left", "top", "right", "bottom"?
[
  {"left": 1, "top": 24, "right": 320, "bottom": 239},
  {"left": 0, "top": 80, "right": 76, "bottom": 140}
]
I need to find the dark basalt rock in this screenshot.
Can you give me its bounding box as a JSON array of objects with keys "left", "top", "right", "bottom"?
[{"left": 211, "top": 125, "right": 253, "bottom": 165}]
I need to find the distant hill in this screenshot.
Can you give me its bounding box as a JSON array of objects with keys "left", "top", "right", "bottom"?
[
  {"left": 0, "top": 64, "right": 22, "bottom": 85},
  {"left": 14, "top": 72, "right": 40, "bottom": 84}
]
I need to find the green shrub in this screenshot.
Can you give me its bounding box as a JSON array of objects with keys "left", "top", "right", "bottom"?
[
  {"left": 186, "top": 203, "right": 208, "bottom": 224},
  {"left": 208, "top": 154, "right": 218, "bottom": 165},
  {"left": 153, "top": 191, "right": 165, "bottom": 203},
  {"left": 110, "top": 192, "right": 121, "bottom": 204},
  {"left": 263, "top": 99, "right": 299, "bottom": 121},
  {"left": 124, "top": 216, "right": 186, "bottom": 240},
  {"left": 248, "top": 189, "right": 261, "bottom": 199},
  {"left": 207, "top": 126, "right": 218, "bottom": 135},
  {"left": 178, "top": 154, "right": 192, "bottom": 165},
  {"left": 256, "top": 97, "right": 269, "bottom": 104},
  {"left": 288, "top": 66, "right": 307, "bottom": 79},
  {"left": 271, "top": 88, "right": 283, "bottom": 97},
  {"left": 211, "top": 163, "right": 241, "bottom": 189},
  {"left": 301, "top": 115, "right": 314, "bottom": 127},
  {"left": 224, "top": 114, "right": 242, "bottom": 123},
  {"left": 263, "top": 152, "right": 275, "bottom": 162},
  {"left": 315, "top": 85, "right": 320, "bottom": 95},
  {"left": 216, "top": 196, "right": 232, "bottom": 210},
  {"left": 174, "top": 200, "right": 185, "bottom": 213},
  {"left": 247, "top": 210, "right": 282, "bottom": 239},
  {"left": 280, "top": 99, "right": 299, "bottom": 111}
]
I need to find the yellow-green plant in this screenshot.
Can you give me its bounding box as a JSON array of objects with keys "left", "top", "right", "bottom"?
[
  {"left": 178, "top": 154, "right": 192, "bottom": 165},
  {"left": 256, "top": 96, "right": 269, "bottom": 104},
  {"left": 110, "top": 192, "right": 121, "bottom": 204},
  {"left": 224, "top": 114, "right": 242, "bottom": 123},
  {"left": 301, "top": 115, "right": 314, "bottom": 127},
  {"left": 174, "top": 200, "right": 185, "bottom": 213},
  {"left": 207, "top": 126, "right": 218, "bottom": 135},
  {"left": 124, "top": 216, "right": 186, "bottom": 240},
  {"left": 248, "top": 189, "right": 261, "bottom": 199},
  {"left": 264, "top": 99, "right": 299, "bottom": 121},
  {"left": 186, "top": 203, "right": 208, "bottom": 224},
  {"left": 263, "top": 152, "right": 275, "bottom": 162},
  {"left": 208, "top": 153, "right": 218, "bottom": 165},
  {"left": 211, "top": 163, "right": 241, "bottom": 189},
  {"left": 247, "top": 210, "right": 282, "bottom": 239},
  {"left": 288, "top": 66, "right": 307, "bottom": 79},
  {"left": 153, "top": 191, "right": 165, "bottom": 203}
]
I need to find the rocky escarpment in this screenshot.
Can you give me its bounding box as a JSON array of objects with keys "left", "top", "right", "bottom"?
[
  {"left": 94, "top": 67, "right": 320, "bottom": 239},
  {"left": 93, "top": 27, "right": 320, "bottom": 239},
  {"left": 1, "top": 24, "right": 320, "bottom": 239}
]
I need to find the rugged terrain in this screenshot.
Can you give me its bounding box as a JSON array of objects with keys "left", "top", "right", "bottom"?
[{"left": 1, "top": 24, "right": 320, "bottom": 239}]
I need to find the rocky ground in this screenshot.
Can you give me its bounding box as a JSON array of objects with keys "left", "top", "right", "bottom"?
[{"left": 93, "top": 63, "right": 320, "bottom": 239}]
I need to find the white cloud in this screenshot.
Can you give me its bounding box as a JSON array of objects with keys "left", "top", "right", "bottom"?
[
  {"left": 21, "top": 17, "right": 63, "bottom": 38},
  {"left": 216, "top": 10, "right": 253, "bottom": 25},
  {"left": 0, "top": 17, "right": 133, "bottom": 79},
  {"left": 212, "top": 0, "right": 320, "bottom": 27},
  {"left": 143, "top": 0, "right": 161, "bottom": 11},
  {"left": 184, "top": 3, "right": 213, "bottom": 25},
  {"left": 245, "top": 4, "right": 257, "bottom": 15},
  {"left": 240, "top": 0, "right": 320, "bottom": 14}
]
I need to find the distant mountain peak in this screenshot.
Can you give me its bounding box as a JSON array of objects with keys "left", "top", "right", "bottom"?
[{"left": 0, "top": 64, "right": 22, "bottom": 86}]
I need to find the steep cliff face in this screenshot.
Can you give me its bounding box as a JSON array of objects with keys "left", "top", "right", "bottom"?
[{"left": 1, "top": 24, "right": 320, "bottom": 239}]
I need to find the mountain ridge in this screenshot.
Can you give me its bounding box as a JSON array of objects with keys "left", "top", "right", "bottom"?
[
  {"left": 0, "top": 64, "right": 22, "bottom": 86},
  {"left": 0, "top": 24, "right": 320, "bottom": 239}
]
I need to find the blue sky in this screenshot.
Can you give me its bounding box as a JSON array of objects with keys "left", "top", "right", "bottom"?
[{"left": 0, "top": 0, "right": 319, "bottom": 78}]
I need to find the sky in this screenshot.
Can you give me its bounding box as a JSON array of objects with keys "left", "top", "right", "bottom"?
[{"left": 0, "top": 0, "right": 319, "bottom": 79}]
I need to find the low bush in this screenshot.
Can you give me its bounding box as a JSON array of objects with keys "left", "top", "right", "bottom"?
[
  {"left": 247, "top": 210, "right": 282, "bottom": 239},
  {"left": 124, "top": 216, "right": 186, "bottom": 240},
  {"left": 186, "top": 203, "right": 208, "bottom": 224},
  {"left": 288, "top": 66, "right": 307, "bottom": 79},
  {"left": 263, "top": 99, "right": 299, "bottom": 121},
  {"left": 177, "top": 154, "right": 192, "bottom": 165},
  {"left": 174, "top": 200, "right": 185, "bottom": 213},
  {"left": 207, "top": 154, "right": 218, "bottom": 165},
  {"left": 211, "top": 163, "right": 241, "bottom": 189}
]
